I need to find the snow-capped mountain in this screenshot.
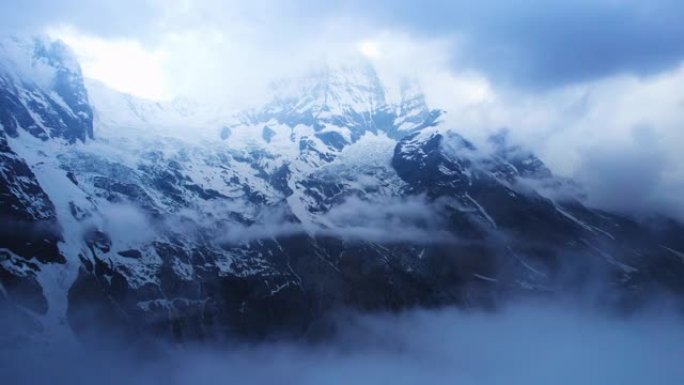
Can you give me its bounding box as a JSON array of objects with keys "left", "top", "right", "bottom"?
[{"left": 2, "top": 37, "right": 684, "bottom": 343}]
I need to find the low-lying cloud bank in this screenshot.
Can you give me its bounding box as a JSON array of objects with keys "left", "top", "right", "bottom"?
[{"left": 2, "top": 301, "right": 683, "bottom": 385}]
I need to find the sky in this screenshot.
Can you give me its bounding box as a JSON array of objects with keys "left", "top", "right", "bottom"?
[{"left": 1, "top": 0, "right": 684, "bottom": 217}]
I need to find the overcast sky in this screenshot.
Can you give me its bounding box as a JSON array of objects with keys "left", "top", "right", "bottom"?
[{"left": 2, "top": 0, "right": 684, "bottom": 218}]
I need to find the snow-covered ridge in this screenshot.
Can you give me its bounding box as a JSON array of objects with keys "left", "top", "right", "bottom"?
[
  {"left": 85, "top": 79, "right": 230, "bottom": 141},
  {"left": 82, "top": 53, "right": 441, "bottom": 149}
]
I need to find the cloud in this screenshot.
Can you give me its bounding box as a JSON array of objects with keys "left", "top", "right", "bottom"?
[
  {"left": 316, "top": 196, "right": 456, "bottom": 244},
  {"left": 342, "top": 0, "right": 684, "bottom": 88},
  {"left": 47, "top": 26, "right": 170, "bottom": 99},
  {"left": 2, "top": 301, "right": 684, "bottom": 384},
  {"left": 536, "top": 71, "right": 684, "bottom": 219},
  {"left": 0, "top": 0, "right": 158, "bottom": 38},
  {"left": 219, "top": 196, "right": 458, "bottom": 245},
  {"left": 96, "top": 202, "right": 155, "bottom": 245},
  {"left": 433, "top": 63, "right": 684, "bottom": 220},
  {"left": 6, "top": 0, "right": 684, "bottom": 90},
  {"left": 218, "top": 207, "right": 305, "bottom": 245},
  {"left": 574, "top": 125, "right": 667, "bottom": 214}
]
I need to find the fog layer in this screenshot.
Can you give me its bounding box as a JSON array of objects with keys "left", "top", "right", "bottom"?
[{"left": 3, "top": 301, "right": 683, "bottom": 385}]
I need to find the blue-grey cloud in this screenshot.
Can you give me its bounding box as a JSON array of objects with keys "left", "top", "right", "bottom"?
[
  {"left": 3, "top": 301, "right": 684, "bottom": 385},
  {"left": 3, "top": 0, "right": 684, "bottom": 88},
  {"left": 341, "top": 0, "right": 684, "bottom": 87},
  {"left": 0, "top": 0, "right": 157, "bottom": 37}
]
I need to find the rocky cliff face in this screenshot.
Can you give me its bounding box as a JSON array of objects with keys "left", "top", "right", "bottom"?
[{"left": 1, "top": 37, "right": 683, "bottom": 344}]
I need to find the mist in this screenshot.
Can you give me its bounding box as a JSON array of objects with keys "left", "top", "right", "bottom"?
[
  {"left": 2, "top": 300, "right": 683, "bottom": 385},
  {"left": 217, "top": 196, "right": 459, "bottom": 245}
]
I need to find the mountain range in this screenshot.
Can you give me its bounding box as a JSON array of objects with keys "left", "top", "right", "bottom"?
[{"left": 1, "top": 36, "right": 683, "bottom": 344}]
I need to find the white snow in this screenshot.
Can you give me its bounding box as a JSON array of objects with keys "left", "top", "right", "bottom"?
[{"left": 465, "top": 192, "right": 497, "bottom": 229}]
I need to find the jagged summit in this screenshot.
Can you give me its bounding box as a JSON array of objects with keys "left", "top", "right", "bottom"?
[
  {"left": 0, "top": 36, "right": 81, "bottom": 83},
  {"left": 225, "top": 59, "right": 442, "bottom": 146},
  {"left": 0, "top": 36, "right": 93, "bottom": 143},
  {"left": 268, "top": 59, "right": 387, "bottom": 115}
]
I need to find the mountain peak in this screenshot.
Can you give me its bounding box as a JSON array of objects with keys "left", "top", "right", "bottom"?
[
  {"left": 227, "top": 59, "right": 441, "bottom": 148},
  {"left": 0, "top": 36, "right": 93, "bottom": 143},
  {"left": 266, "top": 59, "right": 386, "bottom": 120}
]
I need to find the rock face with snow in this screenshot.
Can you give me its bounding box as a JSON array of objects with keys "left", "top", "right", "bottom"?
[
  {"left": 0, "top": 37, "right": 92, "bottom": 142},
  {"left": 1, "top": 37, "right": 683, "bottom": 343},
  {"left": 0, "top": 38, "right": 93, "bottom": 334}
]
